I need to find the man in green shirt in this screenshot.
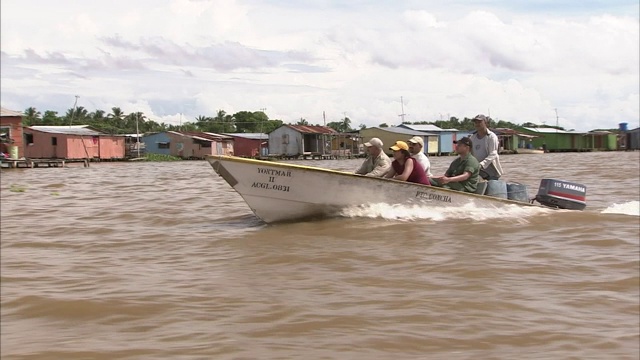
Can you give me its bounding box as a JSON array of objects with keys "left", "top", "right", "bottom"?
[{"left": 430, "top": 137, "right": 480, "bottom": 192}]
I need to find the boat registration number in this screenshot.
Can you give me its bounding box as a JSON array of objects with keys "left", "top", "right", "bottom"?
[{"left": 251, "top": 182, "right": 291, "bottom": 192}]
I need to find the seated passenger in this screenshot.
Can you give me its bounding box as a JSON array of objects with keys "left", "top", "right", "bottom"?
[
  {"left": 430, "top": 137, "right": 479, "bottom": 192},
  {"left": 407, "top": 136, "right": 432, "bottom": 177},
  {"left": 384, "top": 141, "right": 430, "bottom": 185},
  {"left": 355, "top": 137, "right": 391, "bottom": 177}
]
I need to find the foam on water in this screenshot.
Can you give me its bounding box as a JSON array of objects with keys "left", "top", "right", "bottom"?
[
  {"left": 339, "top": 201, "right": 553, "bottom": 223},
  {"left": 601, "top": 201, "right": 640, "bottom": 216}
]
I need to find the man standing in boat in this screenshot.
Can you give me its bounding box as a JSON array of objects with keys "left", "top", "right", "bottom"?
[
  {"left": 355, "top": 137, "right": 391, "bottom": 177},
  {"left": 430, "top": 137, "right": 480, "bottom": 193},
  {"left": 469, "top": 114, "right": 503, "bottom": 180}
]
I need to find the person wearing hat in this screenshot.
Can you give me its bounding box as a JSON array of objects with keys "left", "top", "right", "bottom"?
[
  {"left": 407, "top": 136, "right": 432, "bottom": 177},
  {"left": 430, "top": 136, "right": 480, "bottom": 192},
  {"left": 469, "top": 114, "right": 503, "bottom": 180},
  {"left": 354, "top": 137, "right": 391, "bottom": 177},
  {"left": 383, "top": 141, "right": 430, "bottom": 185}
]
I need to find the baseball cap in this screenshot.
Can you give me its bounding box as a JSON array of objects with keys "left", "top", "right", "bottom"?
[
  {"left": 407, "top": 136, "right": 424, "bottom": 147},
  {"left": 389, "top": 141, "right": 409, "bottom": 151},
  {"left": 364, "top": 137, "right": 383, "bottom": 149},
  {"left": 453, "top": 137, "right": 472, "bottom": 147},
  {"left": 472, "top": 114, "right": 488, "bottom": 122}
]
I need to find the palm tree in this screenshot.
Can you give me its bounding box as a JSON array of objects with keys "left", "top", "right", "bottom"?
[
  {"left": 65, "top": 106, "right": 89, "bottom": 125},
  {"left": 92, "top": 109, "right": 106, "bottom": 121},
  {"left": 108, "top": 107, "right": 125, "bottom": 129},
  {"left": 42, "top": 110, "right": 60, "bottom": 125},
  {"left": 23, "top": 107, "right": 42, "bottom": 125},
  {"left": 340, "top": 116, "right": 352, "bottom": 132},
  {"left": 128, "top": 112, "right": 146, "bottom": 135}
]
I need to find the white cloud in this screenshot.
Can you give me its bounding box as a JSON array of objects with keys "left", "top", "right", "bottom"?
[{"left": 1, "top": 0, "right": 638, "bottom": 131}]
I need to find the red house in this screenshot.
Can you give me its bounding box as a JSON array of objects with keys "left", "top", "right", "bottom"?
[
  {"left": 223, "top": 133, "right": 268, "bottom": 157},
  {"left": 0, "top": 107, "right": 24, "bottom": 159},
  {"left": 23, "top": 125, "right": 125, "bottom": 160}
]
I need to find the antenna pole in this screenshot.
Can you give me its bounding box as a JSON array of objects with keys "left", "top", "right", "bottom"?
[
  {"left": 554, "top": 108, "right": 559, "bottom": 151},
  {"left": 70, "top": 95, "right": 79, "bottom": 126},
  {"left": 398, "top": 96, "right": 406, "bottom": 123},
  {"left": 260, "top": 108, "right": 266, "bottom": 136},
  {"left": 136, "top": 113, "right": 140, "bottom": 158}
]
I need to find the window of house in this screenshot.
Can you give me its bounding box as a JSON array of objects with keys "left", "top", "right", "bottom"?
[
  {"left": 194, "top": 139, "right": 211, "bottom": 148},
  {"left": 0, "top": 126, "right": 10, "bottom": 143},
  {"left": 52, "top": 137, "right": 57, "bottom": 145},
  {"left": 282, "top": 134, "right": 289, "bottom": 144},
  {"left": 25, "top": 133, "right": 34, "bottom": 145},
  {"left": 158, "top": 142, "right": 170, "bottom": 149}
]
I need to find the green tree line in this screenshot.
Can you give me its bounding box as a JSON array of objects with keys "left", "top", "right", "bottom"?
[
  {"left": 20, "top": 106, "right": 289, "bottom": 135},
  {"left": 20, "top": 106, "right": 567, "bottom": 135}
]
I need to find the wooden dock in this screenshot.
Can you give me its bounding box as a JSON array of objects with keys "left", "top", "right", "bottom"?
[{"left": 0, "top": 158, "right": 90, "bottom": 168}]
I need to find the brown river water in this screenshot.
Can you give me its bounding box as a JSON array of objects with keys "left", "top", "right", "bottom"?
[{"left": 1, "top": 151, "right": 639, "bottom": 360}]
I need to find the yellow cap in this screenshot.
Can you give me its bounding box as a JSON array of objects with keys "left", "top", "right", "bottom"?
[{"left": 389, "top": 141, "right": 409, "bottom": 151}]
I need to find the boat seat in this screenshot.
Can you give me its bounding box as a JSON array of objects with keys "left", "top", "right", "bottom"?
[{"left": 475, "top": 181, "right": 488, "bottom": 195}]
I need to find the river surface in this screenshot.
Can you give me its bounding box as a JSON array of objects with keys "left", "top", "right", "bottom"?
[{"left": 1, "top": 151, "right": 639, "bottom": 360}]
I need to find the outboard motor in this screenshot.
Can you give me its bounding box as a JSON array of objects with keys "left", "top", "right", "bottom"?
[{"left": 534, "top": 179, "right": 587, "bottom": 210}]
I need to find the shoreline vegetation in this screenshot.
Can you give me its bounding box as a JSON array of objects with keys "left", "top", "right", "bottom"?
[{"left": 142, "top": 154, "right": 182, "bottom": 162}]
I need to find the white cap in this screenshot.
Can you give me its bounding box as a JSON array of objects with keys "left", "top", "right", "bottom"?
[
  {"left": 407, "top": 136, "right": 424, "bottom": 147},
  {"left": 364, "top": 137, "right": 383, "bottom": 149}
]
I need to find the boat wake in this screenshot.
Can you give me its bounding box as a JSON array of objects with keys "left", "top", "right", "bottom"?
[
  {"left": 339, "top": 202, "right": 553, "bottom": 223},
  {"left": 601, "top": 201, "right": 640, "bottom": 216}
]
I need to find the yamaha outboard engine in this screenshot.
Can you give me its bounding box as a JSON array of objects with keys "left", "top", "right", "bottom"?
[{"left": 534, "top": 179, "right": 587, "bottom": 210}]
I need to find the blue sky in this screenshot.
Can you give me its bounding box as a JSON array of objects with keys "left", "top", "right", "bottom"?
[{"left": 1, "top": 0, "right": 638, "bottom": 131}]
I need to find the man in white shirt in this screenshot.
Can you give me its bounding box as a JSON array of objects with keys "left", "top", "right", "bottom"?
[
  {"left": 354, "top": 137, "right": 391, "bottom": 177},
  {"left": 469, "top": 114, "right": 503, "bottom": 180},
  {"left": 407, "top": 136, "right": 432, "bottom": 177}
]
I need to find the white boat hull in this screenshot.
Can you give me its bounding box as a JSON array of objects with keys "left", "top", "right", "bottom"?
[{"left": 206, "top": 155, "right": 542, "bottom": 223}]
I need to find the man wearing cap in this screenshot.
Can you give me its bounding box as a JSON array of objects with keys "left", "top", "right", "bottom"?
[
  {"left": 430, "top": 136, "right": 480, "bottom": 192},
  {"left": 355, "top": 137, "right": 391, "bottom": 177},
  {"left": 407, "top": 136, "right": 432, "bottom": 177},
  {"left": 469, "top": 114, "right": 503, "bottom": 180}
]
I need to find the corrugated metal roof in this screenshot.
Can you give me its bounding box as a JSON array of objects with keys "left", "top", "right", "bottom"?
[
  {"left": 398, "top": 124, "right": 452, "bottom": 132},
  {"left": 28, "top": 125, "right": 105, "bottom": 136},
  {"left": 493, "top": 128, "right": 538, "bottom": 138},
  {"left": 223, "top": 133, "right": 268, "bottom": 140},
  {"left": 523, "top": 127, "right": 581, "bottom": 134},
  {"left": 202, "top": 132, "right": 233, "bottom": 139},
  {"left": 1, "top": 107, "right": 23, "bottom": 117},
  {"left": 374, "top": 126, "right": 438, "bottom": 137},
  {"left": 169, "top": 131, "right": 232, "bottom": 141},
  {"left": 286, "top": 125, "right": 338, "bottom": 134}
]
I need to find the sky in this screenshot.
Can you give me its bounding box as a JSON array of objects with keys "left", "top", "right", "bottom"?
[{"left": 1, "top": 0, "right": 638, "bottom": 131}]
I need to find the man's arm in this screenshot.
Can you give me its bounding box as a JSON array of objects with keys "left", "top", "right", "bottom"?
[
  {"left": 354, "top": 158, "right": 369, "bottom": 175},
  {"left": 366, "top": 155, "right": 391, "bottom": 177},
  {"left": 480, "top": 133, "right": 500, "bottom": 169}
]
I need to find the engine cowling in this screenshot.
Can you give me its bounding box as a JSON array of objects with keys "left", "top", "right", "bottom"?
[{"left": 534, "top": 179, "right": 586, "bottom": 210}]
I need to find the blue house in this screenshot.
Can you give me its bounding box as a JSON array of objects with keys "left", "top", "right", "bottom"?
[
  {"left": 397, "top": 124, "right": 460, "bottom": 155},
  {"left": 141, "top": 132, "right": 172, "bottom": 155}
]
